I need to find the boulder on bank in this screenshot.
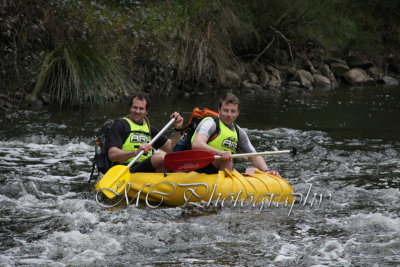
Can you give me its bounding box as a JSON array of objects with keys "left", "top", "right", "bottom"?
[
  {"left": 381, "top": 76, "right": 399, "bottom": 86},
  {"left": 368, "top": 66, "right": 384, "bottom": 80},
  {"left": 319, "top": 64, "right": 338, "bottom": 88},
  {"left": 235, "top": 49, "right": 399, "bottom": 93},
  {"left": 313, "top": 74, "right": 331, "bottom": 89},
  {"left": 296, "top": 69, "right": 314, "bottom": 90},
  {"left": 319, "top": 64, "right": 335, "bottom": 80},
  {"left": 286, "top": 80, "right": 302, "bottom": 91},
  {"left": 267, "top": 76, "right": 281, "bottom": 88},
  {"left": 248, "top": 72, "right": 258, "bottom": 83},
  {"left": 343, "top": 68, "right": 375, "bottom": 85},
  {"left": 264, "top": 65, "right": 282, "bottom": 88},
  {"left": 295, "top": 52, "right": 318, "bottom": 74},
  {"left": 330, "top": 62, "right": 350, "bottom": 77},
  {"left": 347, "top": 54, "right": 374, "bottom": 69},
  {"left": 266, "top": 65, "right": 282, "bottom": 82},
  {"left": 243, "top": 80, "right": 263, "bottom": 93},
  {"left": 223, "top": 69, "right": 242, "bottom": 87},
  {"left": 260, "top": 70, "right": 270, "bottom": 87}
]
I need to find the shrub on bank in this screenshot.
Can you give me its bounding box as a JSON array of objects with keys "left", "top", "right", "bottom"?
[{"left": 1, "top": 0, "right": 399, "bottom": 107}]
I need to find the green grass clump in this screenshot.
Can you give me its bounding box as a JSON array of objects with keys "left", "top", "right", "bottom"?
[{"left": 31, "top": 47, "right": 136, "bottom": 107}]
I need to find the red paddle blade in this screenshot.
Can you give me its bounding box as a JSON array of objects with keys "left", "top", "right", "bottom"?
[{"left": 164, "top": 150, "right": 216, "bottom": 171}]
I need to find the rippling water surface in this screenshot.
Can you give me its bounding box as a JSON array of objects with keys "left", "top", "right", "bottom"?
[{"left": 1, "top": 87, "right": 399, "bottom": 266}]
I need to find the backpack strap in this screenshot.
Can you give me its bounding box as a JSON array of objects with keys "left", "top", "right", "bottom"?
[
  {"left": 233, "top": 124, "right": 240, "bottom": 153},
  {"left": 208, "top": 117, "right": 220, "bottom": 143},
  {"left": 144, "top": 116, "right": 151, "bottom": 136},
  {"left": 121, "top": 116, "right": 131, "bottom": 134}
]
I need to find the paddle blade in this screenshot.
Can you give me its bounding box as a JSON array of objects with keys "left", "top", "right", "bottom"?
[
  {"left": 164, "top": 150, "right": 216, "bottom": 171},
  {"left": 95, "top": 165, "right": 130, "bottom": 199}
]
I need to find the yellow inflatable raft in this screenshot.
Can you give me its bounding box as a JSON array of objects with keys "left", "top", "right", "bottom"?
[{"left": 115, "top": 169, "right": 294, "bottom": 207}]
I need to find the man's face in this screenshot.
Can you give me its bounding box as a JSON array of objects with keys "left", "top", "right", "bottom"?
[
  {"left": 130, "top": 97, "right": 148, "bottom": 124},
  {"left": 218, "top": 101, "right": 239, "bottom": 127}
]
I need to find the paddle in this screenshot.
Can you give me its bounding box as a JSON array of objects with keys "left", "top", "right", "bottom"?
[
  {"left": 95, "top": 117, "right": 176, "bottom": 198},
  {"left": 164, "top": 148, "right": 297, "bottom": 171}
]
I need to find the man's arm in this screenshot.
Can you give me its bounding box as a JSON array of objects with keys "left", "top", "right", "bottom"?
[
  {"left": 192, "top": 118, "right": 217, "bottom": 153},
  {"left": 159, "top": 131, "right": 182, "bottom": 153},
  {"left": 108, "top": 144, "right": 151, "bottom": 163},
  {"left": 191, "top": 118, "right": 232, "bottom": 160},
  {"left": 239, "top": 132, "right": 269, "bottom": 171},
  {"left": 248, "top": 156, "right": 268, "bottom": 171},
  {"left": 247, "top": 156, "right": 280, "bottom": 176},
  {"left": 237, "top": 127, "right": 280, "bottom": 175},
  {"left": 192, "top": 133, "right": 221, "bottom": 154}
]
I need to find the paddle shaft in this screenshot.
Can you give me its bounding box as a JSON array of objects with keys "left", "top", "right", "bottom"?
[
  {"left": 127, "top": 117, "right": 176, "bottom": 168},
  {"left": 214, "top": 149, "right": 294, "bottom": 159}
]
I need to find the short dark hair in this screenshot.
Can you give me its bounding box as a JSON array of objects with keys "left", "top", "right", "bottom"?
[
  {"left": 219, "top": 93, "right": 240, "bottom": 109},
  {"left": 130, "top": 93, "right": 151, "bottom": 111}
]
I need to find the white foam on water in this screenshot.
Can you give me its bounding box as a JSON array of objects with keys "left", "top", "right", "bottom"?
[
  {"left": 1, "top": 195, "right": 118, "bottom": 266},
  {"left": 274, "top": 243, "right": 298, "bottom": 263},
  {"left": 309, "top": 239, "right": 350, "bottom": 265},
  {"left": 0, "top": 255, "right": 13, "bottom": 267},
  {"left": 180, "top": 258, "right": 215, "bottom": 264},
  {"left": 57, "top": 124, "right": 67, "bottom": 129},
  {"left": 1, "top": 139, "right": 93, "bottom": 186},
  {"left": 0, "top": 140, "right": 92, "bottom": 153},
  {"left": 1, "top": 108, "right": 399, "bottom": 266},
  {"left": 43, "top": 230, "right": 121, "bottom": 265},
  {"left": 342, "top": 212, "right": 400, "bottom": 232}
]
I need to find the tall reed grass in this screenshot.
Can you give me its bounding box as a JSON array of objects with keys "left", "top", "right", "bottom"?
[
  {"left": 165, "top": 1, "right": 243, "bottom": 89},
  {"left": 31, "top": 47, "right": 136, "bottom": 106}
]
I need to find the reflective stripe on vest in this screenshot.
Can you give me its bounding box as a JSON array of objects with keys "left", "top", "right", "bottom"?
[
  {"left": 122, "top": 117, "right": 152, "bottom": 163},
  {"left": 191, "top": 117, "right": 238, "bottom": 153}
]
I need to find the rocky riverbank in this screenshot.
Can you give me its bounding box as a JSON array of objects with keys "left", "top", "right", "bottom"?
[
  {"left": 2, "top": 51, "right": 399, "bottom": 111},
  {"left": 223, "top": 51, "right": 400, "bottom": 95}
]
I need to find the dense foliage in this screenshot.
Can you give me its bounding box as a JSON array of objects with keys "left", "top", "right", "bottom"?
[{"left": 1, "top": 0, "right": 399, "bottom": 106}]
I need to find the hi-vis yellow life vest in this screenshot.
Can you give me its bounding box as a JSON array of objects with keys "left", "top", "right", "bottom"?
[
  {"left": 191, "top": 117, "right": 238, "bottom": 153},
  {"left": 121, "top": 117, "right": 152, "bottom": 163}
]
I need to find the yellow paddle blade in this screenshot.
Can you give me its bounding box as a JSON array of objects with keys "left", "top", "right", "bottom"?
[{"left": 94, "top": 165, "right": 130, "bottom": 199}]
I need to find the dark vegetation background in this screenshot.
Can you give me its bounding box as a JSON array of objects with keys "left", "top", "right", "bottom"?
[{"left": 1, "top": 0, "right": 399, "bottom": 107}]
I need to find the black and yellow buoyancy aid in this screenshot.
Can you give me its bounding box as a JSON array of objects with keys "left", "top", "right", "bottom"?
[
  {"left": 191, "top": 117, "right": 239, "bottom": 153},
  {"left": 121, "top": 117, "right": 152, "bottom": 163}
]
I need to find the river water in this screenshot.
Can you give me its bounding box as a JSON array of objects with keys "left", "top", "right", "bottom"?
[{"left": 0, "top": 86, "right": 399, "bottom": 266}]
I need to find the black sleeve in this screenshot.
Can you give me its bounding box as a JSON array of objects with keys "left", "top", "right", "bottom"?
[
  {"left": 150, "top": 125, "right": 168, "bottom": 150},
  {"left": 106, "top": 119, "right": 130, "bottom": 151}
]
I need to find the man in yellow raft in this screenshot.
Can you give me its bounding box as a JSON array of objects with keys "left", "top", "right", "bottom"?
[
  {"left": 191, "top": 93, "right": 280, "bottom": 176},
  {"left": 106, "top": 93, "right": 184, "bottom": 172}
]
